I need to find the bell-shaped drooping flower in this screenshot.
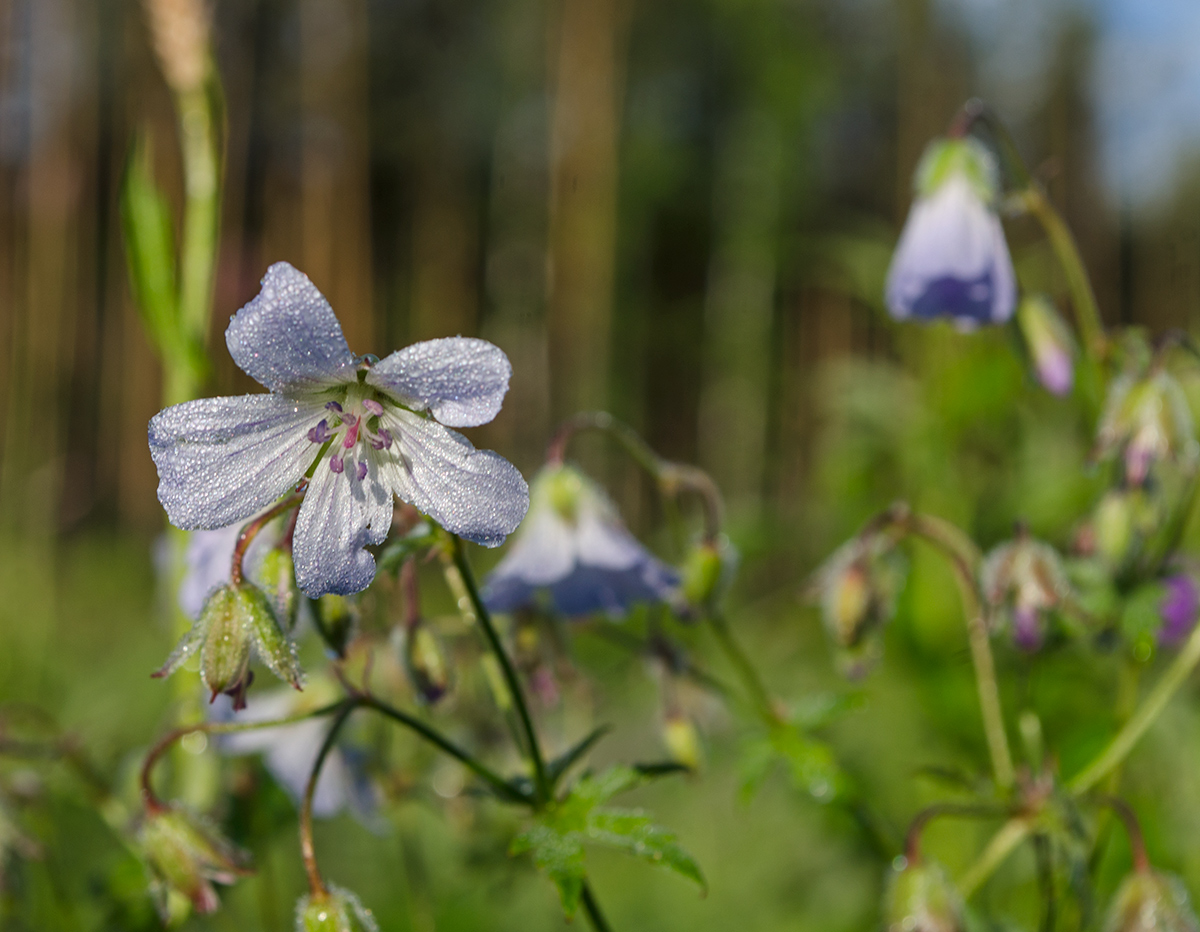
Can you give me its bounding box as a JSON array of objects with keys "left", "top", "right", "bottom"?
[
  {"left": 1018, "top": 294, "right": 1075, "bottom": 396},
  {"left": 1159, "top": 574, "right": 1199, "bottom": 648},
  {"left": 295, "top": 884, "right": 379, "bottom": 932},
  {"left": 149, "top": 262, "right": 529, "bottom": 599},
  {"left": 157, "top": 581, "right": 302, "bottom": 709},
  {"left": 1095, "top": 365, "right": 1197, "bottom": 486},
  {"left": 808, "top": 532, "right": 907, "bottom": 677},
  {"left": 481, "top": 463, "right": 680, "bottom": 618},
  {"left": 885, "top": 136, "right": 1016, "bottom": 329},
  {"left": 884, "top": 859, "right": 966, "bottom": 932},
  {"left": 217, "top": 683, "right": 377, "bottom": 821},
  {"left": 980, "top": 533, "right": 1071, "bottom": 652},
  {"left": 1104, "top": 870, "right": 1200, "bottom": 932},
  {"left": 138, "top": 804, "right": 251, "bottom": 920}
]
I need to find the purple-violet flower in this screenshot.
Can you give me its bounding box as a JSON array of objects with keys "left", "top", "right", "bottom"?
[
  {"left": 980, "top": 534, "right": 1071, "bottom": 652},
  {"left": 1017, "top": 294, "right": 1075, "bottom": 396},
  {"left": 1158, "top": 574, "right": 1199, "bottom": 648},
  {"left": 149, "top": 262, "right": 529, "bottom": 598},
  {"left": 885, "top": 137, "right": 1016, "bottom": 329},
  {"left": 481, "top": 463, "right": 679, "bottom": 618}
]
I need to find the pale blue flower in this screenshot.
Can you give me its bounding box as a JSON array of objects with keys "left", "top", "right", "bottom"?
[
  {"left": 885, "top": 138, "right": 1016, "bottom": 329},
  {"left": 482, "top": 464, "right": 679, "bottom": 618},
  {"left": 215, "top": 687, "right": 377, "bottom": 821},
  {"left": 149, "top": 263, "right": 529, "bottom": 598}
]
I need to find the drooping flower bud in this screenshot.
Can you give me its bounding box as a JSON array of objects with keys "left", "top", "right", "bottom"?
[
  {"left": 1017, "top": 294, "right": 1075, "bottom": 396},
  {"left": 980, "top": 534, "right": 1071, "bottom": 652},
  {"left": 885, "top": 136, "right": 1016, "bottom": 329},
  {"left": 138, "top": 804, "right": 250, "bottom": 920},
  {"left": 1158, "top": 574, "right": 1199, "bottom": 648},
  {"left": 808, "top": 534, "right": 907, "bottom": 677},
  {"left": 155, "top": 582, "right": 303, "bottom": 710},
  {"left": 402, "top": 619, "right": 451, "bottom": 705},
  {"left": 662, "top": 710, "right": 703, "bottom": 772},
  {"left": 884, "top": 860, "right": 966, "bottom": 932},
  {"left": 1104, "top": 870, "right": 1200, "bottom": 932},
  {"left": 1095, "top": 367, "right": 1197, "bottom": 486},
  {"left": 314, "top": 594, "right": 359, "bottom": 659},
  {"left": 295, "top": 884, "right": 379, "bottom": 932},
  {"left": 680, "top": 536, "right": 737, "bottom": 613}
]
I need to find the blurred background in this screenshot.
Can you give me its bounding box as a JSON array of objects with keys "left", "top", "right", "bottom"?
[{"left": 5, "top": 0, "right": 1200, "bottom": 929}]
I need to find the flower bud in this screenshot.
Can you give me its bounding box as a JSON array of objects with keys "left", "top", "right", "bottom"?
[
  {"left": 259, "top": 547, "right": 300, "bottom": 631},
  {"left": 885, "top": 860, "right": 965, "bottom": 932},
  {"left": 662, "top": 710, "right": 703, "bottom": 771},
  {"left": 981, "top": 534, "right": 1071, "bottom": 652},
  {"left": 809, "top": 536, "right": 907, "bottom": 671},
  {"left": 138, "top": 804, "right": 250, "bottom": 920},
  {"left": 680, "top": 536, "right": 737, "bottom": 612},
  {"left": 315, "top": 594, "right": 359, "bottom": 659},
  {"left": 296, "top": 884, "right": 379, "bottom": 932},
  {"left": 1096, "top": 368, "right": 1197, "bottom": 486},
  {"left": 1104, "top": 870, "right": 1200, "bottom": 932},
  {"left": 403, "top": 620, "right": 451, "bottom": 705},
  {"left": 1017, "top": 294, "right": 1075, "bottom": 396},
  {"left": 154, "top": 582, "right": 303, "bottom": 710},
  {"left": 1159, "top": 574, "right": 1199, "bottom": 648}
]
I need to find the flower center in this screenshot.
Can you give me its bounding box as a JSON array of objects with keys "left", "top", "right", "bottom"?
[{"left": 306, "top": 390, "right": 394, "bottom": 482}]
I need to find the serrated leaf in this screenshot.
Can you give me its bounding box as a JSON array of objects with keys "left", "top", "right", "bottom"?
[
  {"left": 738, "top": 728, "right": 847, "bottom": 804},
  {"left": 586, "top": 809, "right": 706, "bottom": 892},
  {"left": 509, "top": 824, "right": 585, "bottom": 917}
]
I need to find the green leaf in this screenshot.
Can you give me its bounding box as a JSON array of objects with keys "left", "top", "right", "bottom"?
[
  {"left": 739, "top": 727, "right": 847, "bottom": 804},
  {"left": 546, "top": 725, "right": 612, "bottom": 787},
  {"left": 511, "top": 766, "right": 705, "bottom": 919}
]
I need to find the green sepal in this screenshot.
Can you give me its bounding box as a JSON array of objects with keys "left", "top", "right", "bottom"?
[
  {"left": 138, "top": 804, "right": 250, "bottom": 922},
  {"left": 914, "top": 137, "right": 999, "bottom": 204},
  {"left": 198, "top": 586, "right": 252, "bottom": 701},
  {"left": 295, "top": 884, "right": 379, "bottom": 932},
  {"left": 242, "top": 583, "right": 303, "bottom": 690},
  {"left": 259, "top": 548, "right": 299, "bottom": 631}
]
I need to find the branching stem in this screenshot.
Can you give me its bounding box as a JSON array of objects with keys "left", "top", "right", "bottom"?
[{"left": 300, "top": 702, "right": 356, "bottom": 897}]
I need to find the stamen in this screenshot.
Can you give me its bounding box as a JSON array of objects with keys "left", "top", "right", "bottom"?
[
  {"left": 307, "top": 419, "right": 332, "bottom": 444},
  {"left": 330, "top": 454, "right": 344, "bottom": 474},
  {"left": 325, "top": 401, "right": 343, "bottom": 413},
  {"left": 377, "top": 427, "right": 393, "bottom": 449},
  {"left": 355, "top": 461, "right": 368, "bottom": 481},
  {"left": 363, "top": 398, "right": 383, "bottom": 416}
]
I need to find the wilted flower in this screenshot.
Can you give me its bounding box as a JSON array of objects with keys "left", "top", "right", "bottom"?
[
  {"left": 295, "top": 884, "right": 379, "bottom": 932},
  {"left": 1158, "top": 574, "right": 1199, "bottom": 648},
  {"left": 808, "top": 533, "right": 907, "bottom": 676},
  {"left": 217, "top": 685, "right": 377, "bottom": 821},
  {"left": 981, "top": 534, "right": 1071, "bottom": 652},
  {"left": 884, "top": 860, "right": 965, "bottom": 932},
  {"left": 885, "top": 137, "right": 1016, "bottom": 329},
  {"left": 138, "top": 803, "right": 250, "bottom": 919},
  {"left": 1017, "top": 294, "right": 1075, "bottom": 396},
  {"left": 481, "top": 463, "right": 679, "bottom": 618},
  {"left": 149, "top": 262, "right": 529, "bottom": 599},
  {"left": 156, "top": 581, "right": 302, "bottom": 708},
  {"left": 1095, "top": 367, "right": 1197, "bottom": 486},
  {"left": 1104, "top": 870, "right": 1200, "bottom": 932}
]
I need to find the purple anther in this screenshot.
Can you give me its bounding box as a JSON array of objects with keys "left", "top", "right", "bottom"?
[
  {"left": 325, "top": 401, "right": 343, "bottom": 413},
  {"left": 330, "top": 454, "right": 344, "bottom": 474},
  {"left": 343, "top": 419, "right": 360, "bottom": 449},
  {"left": 377, "top": 427, "right": 393, "bottom": 449},
  {"left": 307, "top": 419, "right": 332, "bottom": 444},
  {"left": 362, "top": 398, "right": 384, "bottom": 416},
  {"left": 355, "top": 461, "right": 368, "bottom": 481}
]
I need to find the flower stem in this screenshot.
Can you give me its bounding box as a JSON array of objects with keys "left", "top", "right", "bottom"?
[
  {"left": 450, "top": 534, "right": 550, "bottom": 805},
  {"left": 705, "top": 611, "right": 780, "bottom": 726},
  {"left": 139, "top": 700, "right": 346, "bottom": 814},
  {"left": 1068, "top": 615, "right": 1200, "bottom": 794},
  {"left": 175, "top": 80, "right": 222, "bottom": 356},
  {"left": 230, "top": 487, "right": 306, "bottom": 586},
  {"left": 300, "top": 702, "right": 357, "bottom": 897},
  {"left": 1102, "top": 796, "right": 1150, "bottom": 873},
  {"left": 358, "top": 694, "right": 528, "bottom": 804},
  {"left": 581, "top": 881, "right": 614, "bottom": 932},
  {"left": 958, "top": 817, "right": 1031, "bottom": 899}
]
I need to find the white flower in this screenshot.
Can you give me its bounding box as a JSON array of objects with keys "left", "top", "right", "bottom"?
[
  {"left": 149, "top": 262, "right": 530, "bottom": 598},
  {"left": 885, "top": 138, "right": 1016, "bottom": 329}
]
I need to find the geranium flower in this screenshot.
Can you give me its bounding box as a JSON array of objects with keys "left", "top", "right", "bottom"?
[
  {"left": 885, "top": 137, "right": 1016, "bottom": 329},
  {"left": 481, "top": 463, "right": 679, "bottom": 618},
  {"left": 149, "top": 262, "right": 529, "bottom": 598}
]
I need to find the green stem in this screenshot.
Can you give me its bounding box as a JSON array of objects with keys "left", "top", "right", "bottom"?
[
  {"left": 958, "top": 817, "right": 1031, "bottom": 899},
  {"left": 706, "top": 611, "right": 780, "bottom": 726},
  {"left": 580, "top": 881, "right": 614, "bottom": 932},
  {"left": 174, "top": 82, "right": 221, "bottom": 349},
  {"left": 300, "top": 702, "right": 356, "bottom": 897},
  {"left": 450, "top": 534, "right": 550, "bottom": 805},
  {"left": 359, "top": 694, "right": 528, "bottom": 804},
  {"left": 1068, "top": 615, "right": 1200, "bottom": 794}
]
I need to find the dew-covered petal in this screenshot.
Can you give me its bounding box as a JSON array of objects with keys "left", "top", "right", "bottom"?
[
  {"left": 292, "top": 455, "right": 393, "bottom": 598},
  {"left": 149, "top": 394, "right": 323, "bottom": 531},
  {"left": 367, "top": 338, "right": 512, "bottom": 427},
  {"left": 378, "top": 409, "right": 529, "bottom": 547},
  {"left": 226, "top": 262, "right": 360, "bottom": 394},
  {"left": 885, "top": 174, "right": 1016, "bottom": 327}
]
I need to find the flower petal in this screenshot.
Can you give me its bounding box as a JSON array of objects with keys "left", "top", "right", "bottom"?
[
  {"left": 292, "top": 455, "right": 393, "bottom": 598},
  {"left": 149, "top": 394, "right": 322, "bottom": 530},
  {"left": 367, "top": 338, "right": 512, "bottom": 427},
  {"left": 226, "top": 262, "right": 360, "bottom": 394},
  {"left": 379, "top": 409, "right": 529, "bottom": 547}
]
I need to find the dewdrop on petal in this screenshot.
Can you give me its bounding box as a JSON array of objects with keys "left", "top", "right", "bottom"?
[
  {"left": 1103, "top": 870, "right": 1200, "bottom": 932},
  {"left": 296, "top": 884, "right": 379, "bottom": 932},
  {"left": 885, "top": 860, "right": 966, "bottom": 932}
]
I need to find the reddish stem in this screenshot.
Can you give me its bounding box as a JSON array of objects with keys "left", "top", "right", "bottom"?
[{"left": 230, "top": 485, "right": 306, "bottom": 586}]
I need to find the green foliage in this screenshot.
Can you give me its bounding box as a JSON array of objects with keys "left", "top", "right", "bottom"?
[{"left": 510, "top": 766, "right": 706, "bottom": 918}]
